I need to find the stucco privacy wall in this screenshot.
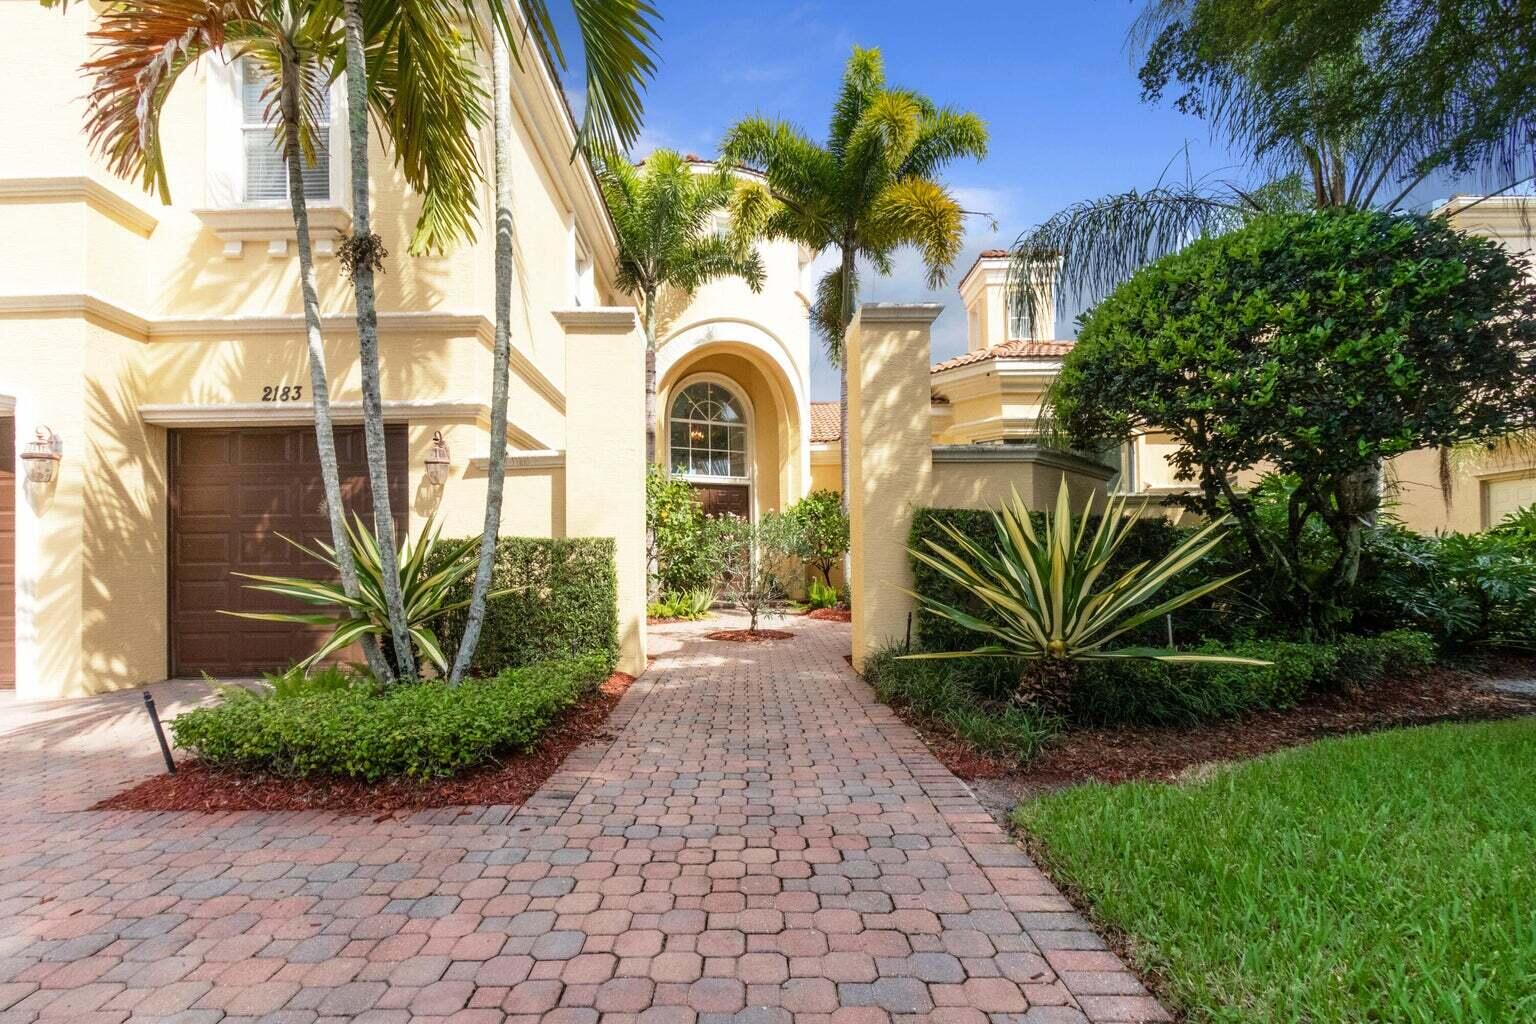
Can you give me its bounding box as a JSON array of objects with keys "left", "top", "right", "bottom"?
[
  {"left": 559, "top": 309, "right": 648, "bottom": 676},
  {"left": 845, "top": 305, "right": 1114, "bottom": 672}
]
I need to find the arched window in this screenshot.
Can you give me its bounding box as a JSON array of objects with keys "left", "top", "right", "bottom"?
[{"left": 669, "top": 381, "right": 747, "bottom": 481}]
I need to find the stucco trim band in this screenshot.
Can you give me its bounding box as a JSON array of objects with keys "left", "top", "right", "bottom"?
[
  {"left": 552, "top": 307, "right": 640, "bottom": 333},
  {"left": 139, "top": 400, "right": 482, "bottom": 428},
  {"left": 470, "top": 449, "right": 566, "bottom": 471},
  {"left": 931, "top": 443, "right": 1117, "bottom": 480},
  {"left": 0, "top": 176, "right": 160, "bottom": 236}
]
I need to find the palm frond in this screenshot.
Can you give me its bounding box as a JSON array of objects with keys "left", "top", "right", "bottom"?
[
  {"left": 518, "top": 0, "right": 659, "bottom": 159},
  {"left": 1007, "top": 182, "right": 1255, "bottom": 336},
  {"left": 868, "top": 177, "right": 965, "bottom": 287}
]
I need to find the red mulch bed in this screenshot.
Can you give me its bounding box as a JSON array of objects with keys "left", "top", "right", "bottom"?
[
  {"left": 894, "top": 665, "right": 1536, "bottom": 788},
  {"left": 94, "top": 672, "right": 636, "bottom": 816},
  {"left": 706, "top": 628, "right": 796, "bottom": 643},
  {"left": 805, "top": 607, "right": 852, "bottom": 622}
]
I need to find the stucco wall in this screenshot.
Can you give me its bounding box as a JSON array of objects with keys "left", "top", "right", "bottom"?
[{"left": 845, "top": 304, "right": 1114, "bottom": 671}]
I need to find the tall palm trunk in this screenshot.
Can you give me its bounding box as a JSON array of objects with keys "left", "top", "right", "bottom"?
[
  {"left": 837, "top": 244, "right": 854, "bottom": 511},
  {"left": 278, "top": 49, "right": 390, "bottom": 682},
  {"left": 837, "top": 245, "right": 854, "bottom": 592},
  {"left": 644, "top": 289, "right": 658, "bottom": 466},
  {"left": 450, "top": 32, "right": 514, "bottom": 685},
  {"left": 341, "top": 0, "right": 415, "bottom": 679}
]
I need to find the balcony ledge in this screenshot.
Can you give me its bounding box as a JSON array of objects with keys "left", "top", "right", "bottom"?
[{"left": 193, "top": 205, "right": 352, "bottom": 259}]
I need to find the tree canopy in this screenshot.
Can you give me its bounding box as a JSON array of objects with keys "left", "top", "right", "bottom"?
[{"left": 1055, "top": 208, "right": 1536, "bottom": 624}]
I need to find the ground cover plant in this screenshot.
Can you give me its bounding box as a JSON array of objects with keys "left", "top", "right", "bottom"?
[
  {"left": 171, "top": 656, "right": 610, "bottom": 781},
  {"left": 1015, "top": 719, "right": 1536, "bottom": 1024}
]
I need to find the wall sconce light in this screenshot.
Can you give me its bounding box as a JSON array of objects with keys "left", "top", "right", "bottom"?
[
  {"left": 20, "top": 426, "right": 61, "bottom": 484},
  {"left": 424, "top": 430, "right": 451, "bottom": 485}
]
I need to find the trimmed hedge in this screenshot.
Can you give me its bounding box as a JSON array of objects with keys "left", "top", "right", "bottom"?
[
  {"left": 172, "top": 656, "right": 609, "bottom": 780},
  {"left": 429, "top": 537, "right": 619, "bottom": 674},
  {"left": 1071, "top": 629, "right": 1437, "bottom": 725}
]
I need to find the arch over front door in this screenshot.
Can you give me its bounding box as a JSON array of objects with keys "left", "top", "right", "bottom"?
[{"left": 667, "top": 376, "right": 751, "bottom": 518}]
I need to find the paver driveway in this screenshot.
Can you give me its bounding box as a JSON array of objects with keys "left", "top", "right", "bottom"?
[{"left": 0, "top": 616, "right": 1168, "bottom": 1023}]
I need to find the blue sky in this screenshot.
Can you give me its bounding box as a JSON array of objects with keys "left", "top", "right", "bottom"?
[{"left": 553, "top": 1, "right": 1463, "bottom": 400}]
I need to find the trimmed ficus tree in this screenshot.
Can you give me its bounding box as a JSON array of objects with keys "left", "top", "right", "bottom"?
[{"left": 1054, "top": 208, "right": 1536, "bottom": 632}]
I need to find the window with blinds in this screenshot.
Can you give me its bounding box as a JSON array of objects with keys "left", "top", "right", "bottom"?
[{"left": 241, "top": 60, "right": 330, "bottom": 203}]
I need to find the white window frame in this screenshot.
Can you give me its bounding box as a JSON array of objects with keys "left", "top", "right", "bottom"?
[
  {"left": 204, "top": 55, "right": 348, "bottom": 211},
  {"left": 664, "top": 374, "right": 753, "bottom": 488}
]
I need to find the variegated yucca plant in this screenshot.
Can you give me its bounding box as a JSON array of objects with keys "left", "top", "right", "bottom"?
[
  {"left": 902, "top": 481, "right": 1265, "bottom": 684},
  {"left": 224, "top": 516, "right": 508, "bottom": 677}
]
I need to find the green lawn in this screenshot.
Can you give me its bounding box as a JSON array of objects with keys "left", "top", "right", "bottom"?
[{"left": 1014, "top": 719, "right": 1536, "bottom": 1024}]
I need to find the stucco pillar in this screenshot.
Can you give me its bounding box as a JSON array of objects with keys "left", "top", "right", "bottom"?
[
  {"left": 846, "top": 303, "right": 943, "bottom": 672},
  {"left": 556, "top": 309, "right": 648, "bottom": 676}
]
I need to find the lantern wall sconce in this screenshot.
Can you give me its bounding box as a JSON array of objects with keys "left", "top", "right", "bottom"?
[
  {"left": 20, "top": 426, "right": 62, "bottom": 484},
  {"left": 424, "top": 430, "right": 451, "bottom": 485}
]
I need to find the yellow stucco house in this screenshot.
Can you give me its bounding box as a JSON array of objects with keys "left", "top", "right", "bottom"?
[
  {"left": 0, "top": 4, "right": 661, "bottom": 698},
  {"left": 2, "top": 5, "right": 1531, "bottom": 700}
]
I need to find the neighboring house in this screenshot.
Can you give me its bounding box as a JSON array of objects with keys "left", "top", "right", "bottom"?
[
  {"left": 0, "top": 4, "right": 646, "bottom": 699},
  {"left": 805, "top": 202, "right": 1536, "bottom": 532},
  {"left": 1390, "top": 197, "right": 1536, "bottom": 533}
]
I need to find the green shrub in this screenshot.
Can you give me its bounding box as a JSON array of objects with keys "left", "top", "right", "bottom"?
[
  {"left": 428, "top": 537, "right": 618, "bottom": 674},
  {"left": 647, "top": 468, "right": 722, "bottom": 595},
  {"left": 172, "top": 656, "right": 609, "bottom": 780},
  {"left": 864, "top": 647, "right": 1056, "bottom": 762},
  {"left": 806, "top": 578, "right": 840, "bottom": 610},
  {"left": 648, "top": 588, "right": 713, "bottom": 620},
  {"left": 1071, "top": 630, "right": 1437, "bottom": 725}
]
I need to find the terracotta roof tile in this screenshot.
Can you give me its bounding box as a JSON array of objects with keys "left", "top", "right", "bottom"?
[
  {"left": 809, "top": 401, "right": 841, "bottom": 443},
  {"left": 931, "top": 339, "right": 1075, "bottom": 374}
]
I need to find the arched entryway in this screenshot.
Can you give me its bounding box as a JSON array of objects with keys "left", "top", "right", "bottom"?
[{"left": 666, "top": 376, "right": 752, "bottom": 518}]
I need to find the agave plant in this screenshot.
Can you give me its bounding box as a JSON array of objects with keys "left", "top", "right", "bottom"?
[
  {"left": 903, "top": 481, "right": 1264, "bottom": 670},
  {"left": 224, "top": 516, "right": 507, "bottom": 676}
]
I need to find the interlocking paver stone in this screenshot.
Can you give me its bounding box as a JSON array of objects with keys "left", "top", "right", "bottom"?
[{"left": 0, "top": 616, "right": 1165, "bottom": 1022}]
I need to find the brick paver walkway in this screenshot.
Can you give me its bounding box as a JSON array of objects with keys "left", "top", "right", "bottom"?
[{"left": 0, "top": 617, "right": 1168, "bottom": 1023}]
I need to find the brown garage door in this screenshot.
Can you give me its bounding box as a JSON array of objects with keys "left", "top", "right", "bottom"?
[
  {"left": 170, "top": 425, "right": 407, "bottom": 677},
  {"left": 0, "top": 418, "right": 13, "bottom": 687}
]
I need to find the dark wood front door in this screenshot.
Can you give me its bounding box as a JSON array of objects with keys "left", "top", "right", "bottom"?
[
  {"left": 169, "top": 425, "right": 407, "bottom": 677},
  {"left": 0, "top": 418, "right": 13, "bottom": 688},
  {"left": 690, "top": 483, "right": 750, "bottom": 520}
]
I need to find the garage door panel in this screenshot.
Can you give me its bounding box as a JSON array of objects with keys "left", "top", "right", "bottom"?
[
  {"left": 1486, "top": 475, "right": 1536, "bottom": 527},
  {"left": 171, "top": 426, "right": 406, "bottom": 677}
]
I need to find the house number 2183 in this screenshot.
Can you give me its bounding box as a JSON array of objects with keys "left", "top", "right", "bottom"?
[{"left": 261, "top": 385, "right": 304, "bottom": 402}]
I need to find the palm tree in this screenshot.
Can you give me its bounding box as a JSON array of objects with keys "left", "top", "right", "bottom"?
[
  {"left": 1009, "top": 0, "right": 1536, "bottom": 333},
  {"left": 597, "top": 150, "right": 766, "bottom": 465},
  {"left": 1008, "top": 2, "right": 1536, "bottom": 523},
  {"left": 447, "top": 0, "right": 658, "bottom": 684},
  {"left": 722, "top": 46, "right": 988, "bottom": 506},
  {"left": 75, "top": 0, "right": 487, "bottom": 681}
]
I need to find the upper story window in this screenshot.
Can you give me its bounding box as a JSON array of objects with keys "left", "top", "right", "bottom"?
[
  {"left": 669, "top": 382, "right": 747, "bottom": 481},
  {"left": 241, "top": 60, "right": 330, "bottom": 204}
]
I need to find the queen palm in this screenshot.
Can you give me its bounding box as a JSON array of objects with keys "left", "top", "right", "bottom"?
[
  {"left": 447, "top": 0, "right": 658, "bottom": 683},
  {"left": 74, "top": 0, "right": 486, "bottom": 680},
  {"left": 722, "top": 46, "right": 987, "bottom": 506},
  {"left": 596, "top": 150, "right": 765, "bottom": 465}
]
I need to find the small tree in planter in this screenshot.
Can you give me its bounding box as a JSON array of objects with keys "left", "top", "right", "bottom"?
[
  {"left": 712, "top": 514, "right": 791, "bottom": 634},
  {"left": 778, "top": 489, "right": 849, "bottom": 591}
]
